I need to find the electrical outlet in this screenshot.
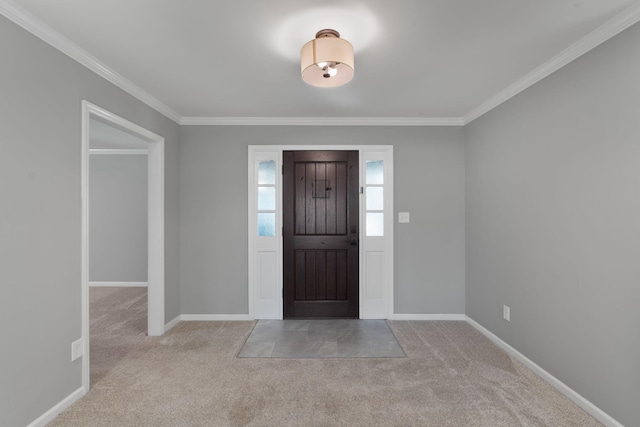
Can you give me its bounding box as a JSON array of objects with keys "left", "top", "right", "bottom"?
[
  {"left": 398, "top": 212, "right": 410, "bottom": 223},
  {"left": 71, "top": 338, "right": 84, "bottom": 361},
  {"left": 503, "top": 305, "right": 511, "bottom": 322}
]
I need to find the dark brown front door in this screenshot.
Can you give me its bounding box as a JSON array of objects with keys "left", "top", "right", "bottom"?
[{"left": 283, "top": 151, "right": 359, "bottom": 318}]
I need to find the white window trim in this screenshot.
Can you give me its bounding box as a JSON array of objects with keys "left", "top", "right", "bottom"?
[{"left": 248, "top": 145, "right": 394, "bottom": 320}]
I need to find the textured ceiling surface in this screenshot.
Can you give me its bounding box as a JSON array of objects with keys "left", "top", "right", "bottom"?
[{"left": 12, "top": 0, "right": 639, "bottom": 119}]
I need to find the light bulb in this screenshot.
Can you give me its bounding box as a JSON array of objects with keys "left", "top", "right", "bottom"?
[{"left": 317, "top": 61, "right": 339, "bottom": 79}]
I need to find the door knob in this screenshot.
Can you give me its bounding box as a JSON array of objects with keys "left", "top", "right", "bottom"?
[{"left": 345, "top": 238, "right": 358, "bottom": 246}]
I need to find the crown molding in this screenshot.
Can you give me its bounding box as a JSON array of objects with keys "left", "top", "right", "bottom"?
[
  {"left": 180, "top": 116, "right": 465, "bottom": 126},
  {"left": 5, "top": 0, "right": 640, "bottom": 128},
  {"left": 463, "top": 1, "right": 640, "bottom": 125},
  {"left": 0, "top": 0, "right": 181, "bottom": 124}
]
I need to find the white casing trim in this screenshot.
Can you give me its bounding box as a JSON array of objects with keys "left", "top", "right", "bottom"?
[
  {"left": 465, "top": 316, "right": 623, "bottom": 427},
  {"left": 82, "top": 101, "right": 165, "bottom": 394},
  {"left": 463, "top": 1, "right": 640, "bottom": 124},
  {"left": 248, "top": 145, "right": 395, "bottom": 321},
  {"left": 391, "top": 314, "right": 466, "bottom": 321},
  {"left": 26, "top": 386, "right": 85, "bottom": 427},
  {"left": 89, "top": 149, "right": 148, "bottom": 155},
  {"left": 181, "top": 314, "right": 252, "bottom": 321},
  {"left": 0, "top": 0, "right": 181, "bottom": 123},
  {"left": 89, "top": 281, "right": 148, "bottom": 287},
  {"left": 164, "top": 315, "right": 181, "bottom": 333},
  {"left": 181, "top": 117, "right": 464, "bottom": 126}
]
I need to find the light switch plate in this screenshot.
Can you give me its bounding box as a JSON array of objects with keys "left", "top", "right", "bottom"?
[
  {"left": 503, "top": 305, "right": 511, "bottom": 322},
  {"left": 398, "top": 212, "right": 410, "bottom": 223}
]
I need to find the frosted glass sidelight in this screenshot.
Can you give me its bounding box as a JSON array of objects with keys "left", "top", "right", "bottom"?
[
  {"left": 258, "top": 160, "right": 276, "bottom": 185},
  {"left": 366, "top": 212, "right": 384, "bottom": 236},
  {"left": 366, "top": 187, "right": 384, "bottom": 211},
  {"left": 365, "top": 160, "right": 384, "bottom": 185},
  {"left": 258, "top": 213, "right": 276, "bottom": 237},
  {"left": 258, "top": 187, "right": 276, "bottom": 211}
]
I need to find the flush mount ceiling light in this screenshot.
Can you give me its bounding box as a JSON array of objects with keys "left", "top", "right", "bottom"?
[{"left": 301, "top": 29, "right": 354, "bottom": 88}]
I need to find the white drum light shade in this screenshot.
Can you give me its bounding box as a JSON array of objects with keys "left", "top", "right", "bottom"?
[{"left": 301, "top": 29, "right": 354, "bottom": 88}]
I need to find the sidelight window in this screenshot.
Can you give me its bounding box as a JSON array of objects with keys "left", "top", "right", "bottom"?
[
  {"left": 365, "top": 160, "right": 384, "bottom": 236},
  {"left": 257, "top": 160, "right": 276, "bottom": 236}
]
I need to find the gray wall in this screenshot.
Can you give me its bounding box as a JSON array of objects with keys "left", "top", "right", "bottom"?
[
  {"left": 0, "top": 16, "right": 180, "bottom": 426},
  {"left": 8, "top": 2, "right": 637, "bottom": 424},
  {"left": 179, "top": 126, "right": 466, "bottom": 315},
  {"left": 89, "top": 154, "right": 148, "bottom": 282},
  {"left": 465, "top": 22, "right": 640, "bottom": 426}
]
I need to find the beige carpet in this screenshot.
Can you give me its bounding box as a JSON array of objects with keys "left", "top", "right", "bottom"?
[
  {"left": 49, "top": 320, "right": 601, "bottom": 427},
  {"left": 89, "top": 286, "right": 147, "bottom": 385}
]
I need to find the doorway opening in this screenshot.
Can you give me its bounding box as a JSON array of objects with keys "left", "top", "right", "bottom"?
[
  {"left": 248, "top": 145, "right": 394, "bottom": 321},
  {"left": 81, "top": 101, "right": 165, "bottom": 391},
  {"left": 88, "top": 120, "right": 149, "bottom": 384}
]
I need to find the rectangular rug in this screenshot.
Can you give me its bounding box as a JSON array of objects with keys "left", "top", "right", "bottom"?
[{"left": 237, "top": 319, "right": 406, "bottom": 358}]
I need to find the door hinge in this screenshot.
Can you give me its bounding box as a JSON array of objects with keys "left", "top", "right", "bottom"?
[
  {"left": 282, "top": 165, "right": 284, "bottom": 175},
  {"left": 359, "top": 187, "right": 364, "bottom": 194}
]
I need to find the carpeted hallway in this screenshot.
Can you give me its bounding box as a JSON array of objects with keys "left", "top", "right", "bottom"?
[
  {"left": 89, "top": 286, "right": 148, "bottom": 385},
  {"left": 49, "top": 316, "right": 601, "bottom": 426}
]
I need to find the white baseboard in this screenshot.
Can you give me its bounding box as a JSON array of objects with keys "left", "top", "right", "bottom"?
[
  {"left": 181, "top": 314, "right": 252, "bottom": 321},
  {"left": 465, "top": 316, "right": 622, "bottom": 427},
  {"left": 164, "top": 315, "right": 181, "bottom": 333},
  {"left": 391, "top": 313, "right": 466, "bottom": 321},
  {"left": 27, "top": 386, "right": 85, "bottom": 427},
  {"left": 89, "top": 282, "right": 148, "bottom": 287}
]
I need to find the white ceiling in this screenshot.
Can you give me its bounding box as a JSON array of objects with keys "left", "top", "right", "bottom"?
[{"left": 7, "top": 0, "right": 640, "bottom": 123}]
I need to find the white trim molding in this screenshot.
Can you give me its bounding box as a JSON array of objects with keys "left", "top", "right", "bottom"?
[
  {"left": 164, "top": 315, "right": 181, "bottom": 333},
  {"left": 89, "top": 148, "right": 148, "bottom": 155},
  {"left": 89, "top": 281, "right": 148, "bottom": 287},
  {"left": 248, "top": 145, "right": 394, "bottom": 321},
  {"left": 0, "top": 0, "right": 181, "bottom": 123},
  {"left": 466, "top": 316, "right": 623, "bottom": 427},
  {"left": 391, "top": 314, "right": 466, "bottom": 321},
  {"left": 181, "top": 314, "right": 252, "bottom": 321},
  {"left": 27, "top": 386, "right": 85, "bottom": 427},
  {"left": 181, "top": 116, "right": 464, "bottom": 126},
  {"left": 81, "top": 101, "right": 165, "bottom": 393},
  {"left": 463, "top": 1, "right": 640, "bottom": 124}
]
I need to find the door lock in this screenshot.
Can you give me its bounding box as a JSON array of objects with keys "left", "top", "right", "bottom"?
[{"left": 345, "top": 238, "right": 358, "bottom": 246}]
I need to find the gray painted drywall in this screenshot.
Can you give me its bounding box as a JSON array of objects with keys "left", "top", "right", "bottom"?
[
  {"left": 179, "top": 126, "right": 466, "bottom": 316},
  {"left": 89, "top": 154, "right": 148, "bottom": 282},
  {"left": 90, "top": 117, "right": 149, "bottom": 149},
  {"left": 465, "top": 22, "right": 640, "bottom": 426},
  {"left": 0, "top": 16, "right": 180, "bottom": 426}
]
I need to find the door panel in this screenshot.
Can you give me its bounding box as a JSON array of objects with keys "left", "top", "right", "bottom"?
[
  {"left": 284, "top": 151, "right": 359, "bottom": 318},
  {"left": 294, "top": 250, "right": 348, "bottom": 301}
]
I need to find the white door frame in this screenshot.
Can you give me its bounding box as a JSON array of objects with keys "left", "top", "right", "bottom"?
[
  {"left": 248, "top": 145, "right": 394, "bottom": 320},
  {"left": 81, "top": 101, "right": 165, "bottom": 391}
]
